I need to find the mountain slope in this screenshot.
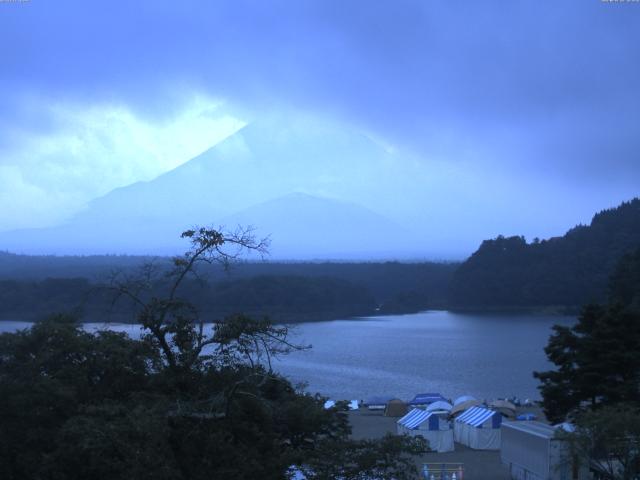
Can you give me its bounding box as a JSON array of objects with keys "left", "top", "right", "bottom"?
[
  {"left": 74, "top": 115, "right": 402, "bottom": 226},
  {"left": 449, "top": 198, "right": 640, "bottom": 308},
  {"left": 0, "top": 116, "right": 425, "bottom": 257},
  {"left": 222, "top": 193, "right": 413, "bottom": 259}
]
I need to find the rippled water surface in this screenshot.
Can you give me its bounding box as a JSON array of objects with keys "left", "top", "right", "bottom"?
[
  {"left": 0, "top": 311, "right": 574, "bottom": 402},
  {"left": 273, "top": 311, "right": 574, "bottom": 402}
]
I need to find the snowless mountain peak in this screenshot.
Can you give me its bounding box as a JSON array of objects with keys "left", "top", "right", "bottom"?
[{"left": 0, "top": 115, "right": 429, "bottom": 258}]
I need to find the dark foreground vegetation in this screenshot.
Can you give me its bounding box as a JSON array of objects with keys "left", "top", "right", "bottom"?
[
  {"left": 0, "top": 227, "right": 426, "bottom": 480},
  {"left": 535, "top": 247, "right": 640, "bottom": 479},
  {"left": 450, "top": 198, "right": 640, "bottom": 310}
]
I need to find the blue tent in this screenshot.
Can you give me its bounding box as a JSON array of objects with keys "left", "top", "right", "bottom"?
[
  {"left": 516, "top": 413, "right": 537, "bottom": 421},
  {"left": 408, "top": 393, "right": 446, "bottom": 406},
  {"left": 363, "top": 395, "right": 394, "bottom": 410}
]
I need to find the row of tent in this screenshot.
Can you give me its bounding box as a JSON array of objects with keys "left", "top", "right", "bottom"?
[
  {"left": 396, "top": 405, "right": 503, "bottom": 452},
  {"left": 364, "top": 393, "right": 454, "bottom": 414},
  {"left": 365, "top": 393, "right": 521, "bottom": 419},
  {"left": 291, "top": 420, "right": 587, "bottom": 480},
  {"left": 396, "top": 411, "right": 589, "bottom": 479}
]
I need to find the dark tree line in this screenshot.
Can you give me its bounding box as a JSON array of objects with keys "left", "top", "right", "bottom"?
[
  {"left": 450, "top": 198, "right": 640, "bottom": 309},
  {"left": 0, "top": 253, "right": 457, "bottom": 304},
  {"left": 0, "top": 275, "right": 378, "bottom": 323},
  {"left": 0, "top": 257, "right": 457, "bottom": 322}
]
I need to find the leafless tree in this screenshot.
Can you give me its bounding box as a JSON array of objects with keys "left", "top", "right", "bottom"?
[{"left": 107, "top": 225, "right": 309, "bottom": 370}]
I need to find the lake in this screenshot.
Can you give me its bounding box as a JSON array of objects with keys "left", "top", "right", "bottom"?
[
  {"left": 0, "top": 311, "right": 574, "bottom": 402},
  {"left": 273, "top": 311, "right": 574, "bottom": 402}
]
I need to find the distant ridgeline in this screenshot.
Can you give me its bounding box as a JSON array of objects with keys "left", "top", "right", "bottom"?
[
  {"left": 449, "top": 198, "right": 640, "bottom": 310},
  {"left": 0, "top": 260, "right": 457, "bottom": 322}
]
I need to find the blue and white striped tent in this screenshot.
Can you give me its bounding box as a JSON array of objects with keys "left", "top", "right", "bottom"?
[
  {"left": 398, "top": 409, "right": 438, "bottom": 430},
  {"left": 397, "top": 409, "right": 454, "bottom": 452},
  {"left": 456, "top": 406, "right": 502, "bottom": 428},
  {"left": 454, "top": 406, "right": 502, "bottom": 450}
]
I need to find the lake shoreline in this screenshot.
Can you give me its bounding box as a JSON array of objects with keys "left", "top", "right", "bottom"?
[{"left": 0, "top": 306, "right": 576, "bottom": 326}]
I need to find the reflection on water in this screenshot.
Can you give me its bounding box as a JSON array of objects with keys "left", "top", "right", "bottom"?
[{"left": 0, "top": 311, "right": 574, "bottom": 402}]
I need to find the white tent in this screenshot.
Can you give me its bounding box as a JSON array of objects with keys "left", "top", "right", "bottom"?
[
  {"left": 454, "top": 406, "right": 501, "bottom": 450},
  {"left": 426, "top": 400, "right": 453, "bottom": 413},
  {"left": 323, "top": 400, "right": 335, "bottom": 409},
  {"left": 397, "top": 408, "right": 454, "bottom": 453}
]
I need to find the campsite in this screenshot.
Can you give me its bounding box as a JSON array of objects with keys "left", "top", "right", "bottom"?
[{"left": 336, "top": 393, "right": 589, "bottom": 480}]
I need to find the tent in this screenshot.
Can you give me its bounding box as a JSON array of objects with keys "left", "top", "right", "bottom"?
[
  {"left": 364, "top": 395, "right": 394, "bottom": 410},
  {"left": 453, "top": 395, "right": 477, "bottom": 406},
  {"left": 397, "top": 409, "right": 454, "bottom": 452},
  {"left": 554, "top": 422, "right": 575, "bottom": 433},
  {"left": 490, "top": 399, "right": 517, "bottom": 418},
  {"left": 426, "top": 400, "right": 453, "bottom": 413},
  {"left": 454, "top": 406, "right": 502, "bottom": 450},
  {"left": 323, "top": 400, "right": 335, "bottom": 409},
  {"left": 501, "top": 421, "right": 589, "bottom": 480},
  {"left": 384, "top": 399, "right": 408, "bottom": 417},
  {"left": 348, "top": 400, "right": 360, "bottom": 410},
  {"left": 408, "top": 393, "right": 446, "bottom": 406},
  {"left": 516, "top": 413, "right": 537, "bottom": 421},
  {"left": 451, "top": 398, "right": 481, "bottom": 416}
]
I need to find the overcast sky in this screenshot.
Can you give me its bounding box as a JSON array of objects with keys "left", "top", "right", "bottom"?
[{"left": 0, "top": 1, "right": 639, "bottom": 254}]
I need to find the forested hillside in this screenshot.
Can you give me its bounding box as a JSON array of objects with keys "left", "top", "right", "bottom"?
[
  {"left": 0, "top": 259, "right": 457, "bottom": 322},
  {"left": 449, "top": 198, "right": 640, "bottom": 309}
]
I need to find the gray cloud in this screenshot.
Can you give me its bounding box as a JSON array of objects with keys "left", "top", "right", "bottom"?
[
  {"left": 0, "top": 0, "right": 638, "bottom": 246},
  {"left": 2, "top": 1, "right": 638, "bottom": 168}
]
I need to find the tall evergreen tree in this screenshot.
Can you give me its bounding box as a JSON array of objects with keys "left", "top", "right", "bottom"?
[{"left": 534, "top": 247, "right": 640, "bottom": 423}]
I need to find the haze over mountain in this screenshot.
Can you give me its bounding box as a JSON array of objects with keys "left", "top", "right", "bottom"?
[
  {"left": 222, "top": 193, "right": 416, "bottom": 259},
  {"left": 0, "top": 117, "right": 426, "bottom": 258},
  {"left": 2, "top": 2, "right": 640, "bottom": 261},
  {"left": 1, "top": 113, "right": 635, "bottom": 259}
]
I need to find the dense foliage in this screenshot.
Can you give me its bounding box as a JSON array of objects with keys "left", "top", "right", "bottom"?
[
  {"left": 0, "top": 315, "right": 424, "bottom": 479},
  {"left": 534, "top": 303, "right": 640, "bottom": 423},
  {"left": 0, "top": 227, "right": 426, "bottom": 479},
  {"left": 534, "top": 246, "right": 640, "bottom": 423},
  {"left": 561, "top": 404, "right": 640, "bottom": 480},
  {"left": 450, "top": 198, "right": 640, "bottom": 309},
  {"left": 609, "top": 247, "right": 640, "bottom": 311}
]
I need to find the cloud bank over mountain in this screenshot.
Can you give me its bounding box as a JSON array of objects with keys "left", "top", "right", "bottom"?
[
  {"left": 0, "top": 1, "right": 638, "bottom": 257},
  {"left": 0, "top": 117, "right": 439, "bottom": 258}
]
